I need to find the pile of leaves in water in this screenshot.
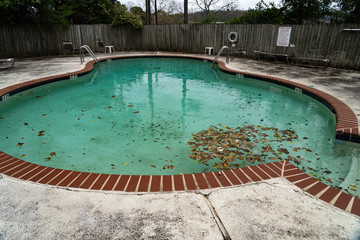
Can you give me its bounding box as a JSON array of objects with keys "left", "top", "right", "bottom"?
[{"left": 188, "top": 124, "right": 312, "bottom": 170}]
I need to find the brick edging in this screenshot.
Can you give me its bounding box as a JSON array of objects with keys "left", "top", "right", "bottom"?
[{"left": 0, "top": 151, "right": 359, "bottom": 217}]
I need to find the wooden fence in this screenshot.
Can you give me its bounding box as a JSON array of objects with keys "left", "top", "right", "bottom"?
[{"left": 1, "top": 23, "right": 360, "bottom": 69}]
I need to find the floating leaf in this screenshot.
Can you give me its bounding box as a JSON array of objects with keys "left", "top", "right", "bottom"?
[
  {"left": 127, "top": 105, "right": 134, "bottom": 108},
  {"left": 24, "top": 122, "right": 28, "bottom": 126},
  {"left": 277, "top": 148, "right": 289, "bottom": 154},
  {"left": 42, "top": 114, "right": 46, "bottom": 116},
  {"left": 38, "top": 130, "right": 45, "bottom": 136},
  {"left": 50, "top": 152, "right": 56, "bottom": 156},
  {"left": 45, "top": 157, "right": 51, "bottom": 161},
  {"left": 20, "top": 154, "right": 26, "bottom": 157},
  {"left": 123, "top": 162, "right": 128, "bottom": 165},
  {"left": 326, "top": 178, "right": 333, "bottom": 183},
  {"left": 151, "top": 165, "right": 156, "bottom": 168},
  {"left": 162, "top": 165, "right": 175, "bottom": 170},
  {"left": 17, "top": 142, "right": 24, "bottom": 147},
  {"left": 134, "top": 111, "right": 140, "bottom": 114}
]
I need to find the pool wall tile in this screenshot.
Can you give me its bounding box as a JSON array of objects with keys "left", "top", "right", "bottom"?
[
  {"left": 125, "top": 175, "right": 140, "bottom": 192},
  {"left": 305, "top": 182, "right": 329, "bottom": 196},
  {"left": 193, "top": 173, "right": 209, "bottom": 189},
  {"left": 19, "top": 165, "right": 46, "bottom": 180},
  {"left": 213, "top": 171, "right": 232, "bottom": 187},
  {"left": 250, "top": 165, "right": 271, "bottom": 180},
  {"left": 334, "top": 193, "right": 353, "bottom": 211},
  {"left": 223, "top": 170, "right": 241, "bottom": 185},
  {"left": 232, "top": 168, "right": 251, "bottom": 184},
  {"left": 150, "top": 175, "right": 161, "bottom": 192},
  {"left": 294, "top": 177, "right": 318, "bottom": 189},
  {"left": 184, "top": 174, "right": 197, "bottom": 190},
  {"left": 319, "top": 187, "right": 341, "bottom": 203},
  {"left": 241, "top": 167, "right": 261, "bottom": 182},
  {"left": 351, "top": 198, "right": 360, "bottom": 216},
  {"left": 57, "top": 171, "right": 82, "bottom": 187},
  {"left": 38, "top": 168, "right": 63, "bottom": 184},
  {"left": 286, "top": 173, "right": 311, "bottom": 183},
  {"left": 162, "top": 175, "right": 173, "bottom": 191},
  {"left": 265, "top": 163, "right": 282, "bottom": 175},
  {"left": 173, "top": 175, "right": 185, "bottom": 191},
  {"left": 47, "top": 170, "right": 73, "bottom": 186},
  {"left": 257, "top": 164, "right": 280, "bottom": 178},
  {"left": 102, "top": 175, "right": 120, "bottom": 191},
  {"left": 204, "top": 172, "right": 221, "bottom": 188},
  {"left": 113, "top": 175, "right": 129, "bottom": 191},
  {"left": 90, "top": 174, "right": 110, "bottom": 190},
  {"left": 4, "top": 162, "right": 32, "bottom": 176},
  {"left": 68, "top": 172, "right": 91, "bottom": 188},
  {"left": 79, "top": 173, "right": 100, "bottom": 189},
  {"left": 138, "top": 175, "right": 151, "bottom": 192}
]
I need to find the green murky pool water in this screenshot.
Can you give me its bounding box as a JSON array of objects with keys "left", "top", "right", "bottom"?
[{"left": 0, "top": 58, "right": 359, "bottom": 196}]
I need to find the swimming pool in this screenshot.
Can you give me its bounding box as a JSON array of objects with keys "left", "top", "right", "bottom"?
[{"left": 0, "top": 56, "right": 359, "bottom": 197}]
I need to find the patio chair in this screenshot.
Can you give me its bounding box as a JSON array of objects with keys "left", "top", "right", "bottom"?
[
  {"left": 233, "top": 47, "right": 247, "bottom": 62},
  {"left": 97, "top": 39, "right": 115, "bottom": 53},
  {"left": 62, "top": 41, "right": 80, "bottom": 55},
  {"left": 288, "top": 44, "right": 330, "bottom": 68},
  {"left": 0, "top": 58, "right": 15, "bottom": 69}
]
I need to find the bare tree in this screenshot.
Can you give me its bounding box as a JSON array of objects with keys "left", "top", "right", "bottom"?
[
  {"left": 184, "top": 0, "right": 188, "bottom": 23},
  {"left": 146, "top": 0, "right": 151, "bottom": 24},
  {"left": 195, "top": 0, "right": 235, "bottom": 22},
  {"left": 154, "top": 0, "right": 158, "bottom": 24}
]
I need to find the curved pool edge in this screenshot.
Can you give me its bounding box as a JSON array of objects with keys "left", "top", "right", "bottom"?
[{"left": 0, "top": 55, "right": 359, "bottom": 217}]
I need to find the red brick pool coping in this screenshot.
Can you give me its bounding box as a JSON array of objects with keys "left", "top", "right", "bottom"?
[{"left": 0, "top": 55, "right": 359, "bottom": 217}]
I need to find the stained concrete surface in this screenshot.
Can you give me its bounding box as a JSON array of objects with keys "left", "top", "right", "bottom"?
[
  {"left": 0, "top": 176, "right": 359, "bottom": 239},
  {"left": 0, "top": 52, "right": 360, "bottom": 239}
]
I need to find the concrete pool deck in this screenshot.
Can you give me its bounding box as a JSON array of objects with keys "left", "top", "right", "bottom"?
[{"left": 0, "top": 52, "right": 360, "bottom": 239}]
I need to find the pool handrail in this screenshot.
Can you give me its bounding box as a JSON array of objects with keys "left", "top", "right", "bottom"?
[
  {"left": 80, "top": 45, "right": 99, "bottom": 64},
  {"left": 212, "top": 46, "right": 230, "bottom": 66}
]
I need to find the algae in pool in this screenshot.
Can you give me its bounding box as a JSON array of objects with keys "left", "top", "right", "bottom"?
[{"left": 0, "top": 58, "right": 359, "bottom": 196}]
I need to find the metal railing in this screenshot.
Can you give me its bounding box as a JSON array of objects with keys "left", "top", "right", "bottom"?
[
  {"left": 80, "top": 45, "right": 99, "bottom": 64},
  {"left": 212, "top": 46, "right": 230, "bottom": 66}
]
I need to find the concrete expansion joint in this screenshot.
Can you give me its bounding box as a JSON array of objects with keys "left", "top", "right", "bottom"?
[{"left": 201, "top": 192, "right": 232, "bottom": 240}]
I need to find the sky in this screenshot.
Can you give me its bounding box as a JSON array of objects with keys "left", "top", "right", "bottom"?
[{"left": 120, "top": 0, "right": 282, "bottom": 12}]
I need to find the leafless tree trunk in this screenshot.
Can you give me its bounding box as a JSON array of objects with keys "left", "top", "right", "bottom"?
[
  {"left": 184, "top": 0, "right": 188, "bottom": 23},
  {"left": 154, "top": 0, "right": 158, "bottom": 24},
  {"left": 146, "top": 0, "right": 151, "bottom": 24}
]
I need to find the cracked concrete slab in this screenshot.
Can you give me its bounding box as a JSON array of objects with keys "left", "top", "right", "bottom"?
[
  {"left": 0, "top": 176, "right": 359, "bottom": 239},
  {"left": 0, "top": 177, "right": 222, "bottom": 240},
  {"left": 209, "top": 178, "right": 360, "bottom": 240}
]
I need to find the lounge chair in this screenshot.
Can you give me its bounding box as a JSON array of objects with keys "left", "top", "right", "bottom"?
[
  {"left": 254, "top": 50, "right": 289, "bottom": 63},
  {"left": 288, "top": 44, "right": 330, "bottom": 68},
  {"left": 62, "top": 41, "right": 80, "bottom": 55},
  {"left": 0, "top": 58, "right": 15, "bottom": 69},
  {"left": 97, "top": 39, "right": 115, "bottom": 53}
]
